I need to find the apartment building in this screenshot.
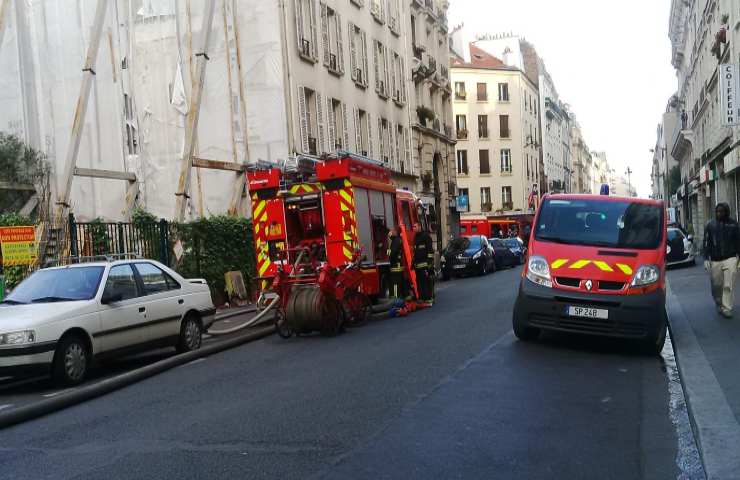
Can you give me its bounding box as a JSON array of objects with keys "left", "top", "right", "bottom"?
[
  {"left": 409, "top": 0, "right": 458, "bottom": 249},
  {"left": 570, "top": 121, "right": 593, "bottom": 194},
  {"left": 669, "top": 0, "right": 740, "bottom": 239},
  {"left": 591, "top": 151, "right": 611, "bottom": 194},
  {"left": 450, "top": 43, "right": 540, "bottom": 216},
  {"left": 651, "top": 96, "right": 680, "bottom": 201}
]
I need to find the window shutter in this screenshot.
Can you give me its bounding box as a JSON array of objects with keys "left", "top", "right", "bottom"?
[
  {"left": 342, "top": 103, "right": 350, "bottom": 151},
  {"left": 400, "top": 56, "right": 406, "bottom": 103},
  {"left": 405, "top": 128, "right": 411, "bottom": 174},
  {"left": 295, "top": 0, "right": 304, "bottom": 51},
  {"left": 367, "top": 113, "right": 374, "bottom": 159},
  {"left": 373, "top": 41, "right": 380, "bottom": 92},
  {"left": 297, "top": 86, "right": 309, "bottom": 152},
  {"left": 309, "top": 0, "right": 318, "bottom": 60},
  {"left": 354, "top": 108, "right": 362, "bottom": 152},
  {"left": 316, "top": 92, "right": 326, "bottom": 154},
  {"left": 383, "top": 45, "right": 390, "bottom": 97},
  {"left": 326, "top": 97, "right": 336, "bottom": 151},
  {"left": 320, "top": 3, "right": 329, "bottom": 67},
  {"left": 336, "top": 12, "right": 344, "bottom": 73},
  {"left": 390, "top": 53, "right": 397, "bottom": 101},
  {"left": 349, "top": 22, "right": 357, "bottom": 80},
  {"left": 378, "top": 117, "right": 384, "bottom": 163},
  {"left": 362, "top": 32, "right": 369, "bottom": 86}
]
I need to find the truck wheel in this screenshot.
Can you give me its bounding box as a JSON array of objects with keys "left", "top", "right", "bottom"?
[
  {"left": 642, "top": 314, "right": 667, "bottom": 356},
  {"left": 513, "top": 308, "right": 539, "bottom": 341}
]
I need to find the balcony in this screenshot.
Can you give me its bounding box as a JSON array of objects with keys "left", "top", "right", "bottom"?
[
  {"left": 671, "top": 128, "right": 694, "bottom": 161},
  {"left": 427, "top": 56, "right": 437, "bottom": 75},
  {"left": 502, "top": 202, "right": 513, "bottom": 211},
  {"left": 455, "top": 91, "right": 467, "bottom": 101},
  {"left": 481, "top": 203, "right": 493, "bottom": 213},
  {"left": 444, "top": 124, "right": 453, "bottom": 138},
  {"left": 456, "top": 129, "right": 468, "bottom": 140}
]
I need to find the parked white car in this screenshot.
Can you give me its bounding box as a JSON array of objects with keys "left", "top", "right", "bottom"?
[{"left": 0, "top": 258, "right": 215, "bottom": 385}]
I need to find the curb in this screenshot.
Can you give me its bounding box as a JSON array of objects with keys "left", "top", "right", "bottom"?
[
  {"left": 0, "top": 325, "right": 275, "bottom": 430},
  {"left": 214, "top": 306, "right": 257, "bottom": 321},
  {"left": 665, "top": 282, "right": 740, "bottom": 479}
]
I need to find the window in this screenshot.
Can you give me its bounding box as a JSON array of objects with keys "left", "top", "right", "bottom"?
[
  {"left": 478, "top": 115, "right": 488, "bottom": 138},
  {"left": 479, "top": 149, "right": 490, "bottom": 174},
  {"left": 458, "top": 188, "right": 469, "bottom": 212},
  {"left": 401, "top": 201, "right": 412, "bottom": 230},
  {"left": 103, "top": 265, "right": 139, "bottom": 301},
  {"left": 297, "top": 86, "right": 322, "bottom": 155},
  {"left": 320, "top": 3, "right": 344, "bottom": 74},
  {"left": 502, "top": 186, "right": 513, "bottom": 209},
  {"left": 499, "top": 115, "right": 510, "bottom": 138},
  {"left": 481, "top": 187, "right": 492, "bottom": 210},
  {"left": 501, "top": 149, "right": 512, "bottom": 173},
  {"left": 328, "top": 98, "right": 349, "bottom": 150},
  {"left": 456, "top": 150, "right": 468, "bottom": 175},
  {"left": 454, "top": 81, "right": 466, "bottom": 100},
  {"left": 135, "top": 263, "right": 179, "bottom": 295},
  {"left": 295, "top": 0, "right": 318, "bottom": 62},
  {"left": 355, "top": 108, "right": 370, "bottom": 156},
  {"left": 388, "top": 0, "right": 400, "bottom": 34},
  {"left": 379, "top": 117, "right": 390, "bottom": 164},
  {"left": 498, "top": 82, "right": 509, "bottom": 101},
  {"left": 370, "top": 0, "right": 385, "bottom": 23},
  {"left": 349, "top": 23, "right": 369, "bottom": 87},
  {"left": 397, "top": 124, "right": 409, "bottom": 173},
  {"left": 391, "top": 51, "right": 406, "bottom": 104},
  {"left": 456, "top": 114, "right": 467, "bottom": 139},
  {"left": 373, "top": 40, "right": 390, "bottom": 97},
  {"left": 477, "top": 82, "right": 487, "bottom": 101}
]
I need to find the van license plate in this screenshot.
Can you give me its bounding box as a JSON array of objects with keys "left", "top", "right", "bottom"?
[{"left": 566, "top": 306, "right": 608, "bottom": 319}]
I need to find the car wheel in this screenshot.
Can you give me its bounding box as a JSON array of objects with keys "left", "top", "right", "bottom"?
[
  {"left": 52, "top": 333, "right": 90, "bottom": 386},
  {"left": 177, "top": 314, "right": 203, "bottom": 353}
]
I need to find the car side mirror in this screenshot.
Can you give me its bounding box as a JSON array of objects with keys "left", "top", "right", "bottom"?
[
  {"left": 101, "top": 291, "right": 123, "bottom": 304},
  {"left": 687, "top": 235, "right": 693, "bottom": 241}
]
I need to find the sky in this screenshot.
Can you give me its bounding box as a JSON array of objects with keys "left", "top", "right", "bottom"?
[{"left": 448, "top": 0, "right": 677, "bottom": 197}]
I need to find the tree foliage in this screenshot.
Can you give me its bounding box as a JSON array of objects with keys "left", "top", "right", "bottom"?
[
  {"left": 0, "top": 132, "right": 50, "bottom": 214},
  {"left": 668, "top": 165, "right": 681, "bottom": 196}
]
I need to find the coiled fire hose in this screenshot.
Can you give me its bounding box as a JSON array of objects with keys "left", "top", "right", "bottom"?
[{"left": 207, "top": 296, "right": 280, "bottom": 336}]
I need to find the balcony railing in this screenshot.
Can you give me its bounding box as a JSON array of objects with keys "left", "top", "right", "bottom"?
[
  {"left": 455, "top": 92, "right": 466, "bottom": 100},
  {"left": 481, "top": 203, "right": 493, "bottom": 212},
  {"left": 456, "top": 129, "right": 468, "bottom": 140},
  {"left": 444, "top": 124, "right": 453, "bottom": 138},
  {"left": 502, "top": 202, "right": 513, "bottom": 211}
]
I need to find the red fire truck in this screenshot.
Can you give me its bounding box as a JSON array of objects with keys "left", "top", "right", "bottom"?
[
  {"left": 247, "top": 154, "right": 431, "bottom": 336},
  {"left": 460, "top": 215, "right": 534, "bottom": 240}
]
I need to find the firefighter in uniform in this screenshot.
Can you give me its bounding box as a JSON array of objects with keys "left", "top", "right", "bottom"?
[
  {"left": 413, "top": 223, "right": 434, "bottom": 304},
  {"left": 387, "top": 226, "right": 406, "bottom": 299}
]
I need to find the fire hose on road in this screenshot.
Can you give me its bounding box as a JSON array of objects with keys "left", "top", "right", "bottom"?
[{"left": 206, "top": 296, "right": 280, "bottom": 336}]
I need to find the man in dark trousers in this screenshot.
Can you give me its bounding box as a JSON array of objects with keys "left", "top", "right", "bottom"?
[
  {"left": 703, "top": 202, "right": 740, "bottom": 318},
  {"left": 412, "top": 223, "right": 434, "bottom": 304},
  {"left": 386, "top": 226, "right": 405, "bottom": 299}
]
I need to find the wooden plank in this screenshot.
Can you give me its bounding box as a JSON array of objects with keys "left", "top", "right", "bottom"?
[
  {"left": 55, "top": 0, "right": 109, "bottom": 216},
  {"left": 192, "top": 157, "right": 248, "bottom": 173},
  {"left": 0, "top": 181, "right": 35, "bottom": 191},
  {"left": 74, "top": 167, "right": 136, "bottom": 182},
  {"left": 175, "top": 0, "right": 217, "bottom": 221}
]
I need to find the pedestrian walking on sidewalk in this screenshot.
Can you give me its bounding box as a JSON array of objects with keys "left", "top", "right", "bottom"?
[{"left": 703, "top": 202, "right": 740, "bottom": 318}]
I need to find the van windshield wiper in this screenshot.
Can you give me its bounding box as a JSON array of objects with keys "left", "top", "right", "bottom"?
[
  {"left": 30, "top": 296, "right": 78, "bottom": 303},
  {"left": 0, "top": 299, "right": 26, "bottom": 305}
]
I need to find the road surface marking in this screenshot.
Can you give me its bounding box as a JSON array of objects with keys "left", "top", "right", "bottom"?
[{"left": 0, "top": 404, "right": 13, "bottom": 411}]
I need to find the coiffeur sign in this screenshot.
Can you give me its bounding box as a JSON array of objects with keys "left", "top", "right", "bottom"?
[{"left": 0, "top": 226, "right": 37, "bottom": 266}]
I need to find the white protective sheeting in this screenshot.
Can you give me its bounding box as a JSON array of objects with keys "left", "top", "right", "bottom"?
[{"left": 0, "top": 0, "right": 289, "bottom": 221}]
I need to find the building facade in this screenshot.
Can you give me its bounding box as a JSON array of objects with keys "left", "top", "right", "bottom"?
[
  {"left": 570, "top": 120, "right": 593, "bottom": 194},
  {"left": 450, "top": 43, "right": 540, "bottom": 217},
  {"left": 651, "top": 96, "right": 680, "bottom": 202},
  {"left": 668, "top": 0, "right": 740, "bottom": 241},
  {"left": 409, "top": 0, "right": 458, "bottom": 250},
  {"left": 591, "top": 151, "right": 610, "bottom": 194}
]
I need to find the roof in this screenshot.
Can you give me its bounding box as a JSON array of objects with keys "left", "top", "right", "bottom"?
[{"left": 544, "top": 193, "right": 662, "bottom": 206}]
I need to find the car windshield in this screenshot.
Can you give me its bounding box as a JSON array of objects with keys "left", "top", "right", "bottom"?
[
  {"left": 3, "top": 266, "right": 105, "bottom": 304},
  {"left": 448, "top": 237, "right": 472, "bottom": 251},
  {"left": 535, "top": 199, "right": 663, "bottom": 249},
  {"left": 465, "top": 237, "right": 482, "bottom": 249},
  {"left": 503, "top": 239, "right": 520, "bottom": 248}
]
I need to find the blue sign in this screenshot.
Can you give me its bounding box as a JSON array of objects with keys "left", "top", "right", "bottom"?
[
  {"left": 600, "top": 183, "right": 610, "bottom": 195},
  {"left": 456, "top": 194, "right": 469, "bottom": 212}
]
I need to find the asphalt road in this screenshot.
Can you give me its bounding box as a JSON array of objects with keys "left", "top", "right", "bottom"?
[{"left": 0, "top": 267, "right": 691, "bottom": 479}]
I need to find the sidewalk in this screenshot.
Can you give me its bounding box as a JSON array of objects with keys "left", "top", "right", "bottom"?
[{"left": 666, "top": 262, "right": 740, "bottom": 479}]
